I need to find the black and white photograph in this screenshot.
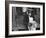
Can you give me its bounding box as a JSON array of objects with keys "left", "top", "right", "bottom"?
[
  {"left": 12, "top": 7, "right": 40, "bottom": 31},
  {"left": 5, "top": 1, "right": 45, "bottom": 37}
]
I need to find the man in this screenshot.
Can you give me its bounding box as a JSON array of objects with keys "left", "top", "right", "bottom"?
[{"left": 23, "top": 11, "right": 29, "bottom": 30}]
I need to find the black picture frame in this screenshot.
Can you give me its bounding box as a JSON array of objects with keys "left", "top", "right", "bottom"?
[{"left": 5, "top": 1, "right": 45, "bottom": 37}]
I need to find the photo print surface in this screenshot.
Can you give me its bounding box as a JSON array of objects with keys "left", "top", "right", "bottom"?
[
  {"left": 9, "top": 4, "right": 43, "bottom": 35},
  {"left": 12, "top": 7, "right": 40, "bottom": 31}
]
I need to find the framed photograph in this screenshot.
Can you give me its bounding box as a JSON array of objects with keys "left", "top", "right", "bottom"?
[{"left": 5, "top": 1, "right": 45, "bottom": 37}]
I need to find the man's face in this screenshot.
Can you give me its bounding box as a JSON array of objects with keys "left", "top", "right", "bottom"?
[{"left": 22, "top": 7, "right": 27, "bottom": 12}]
